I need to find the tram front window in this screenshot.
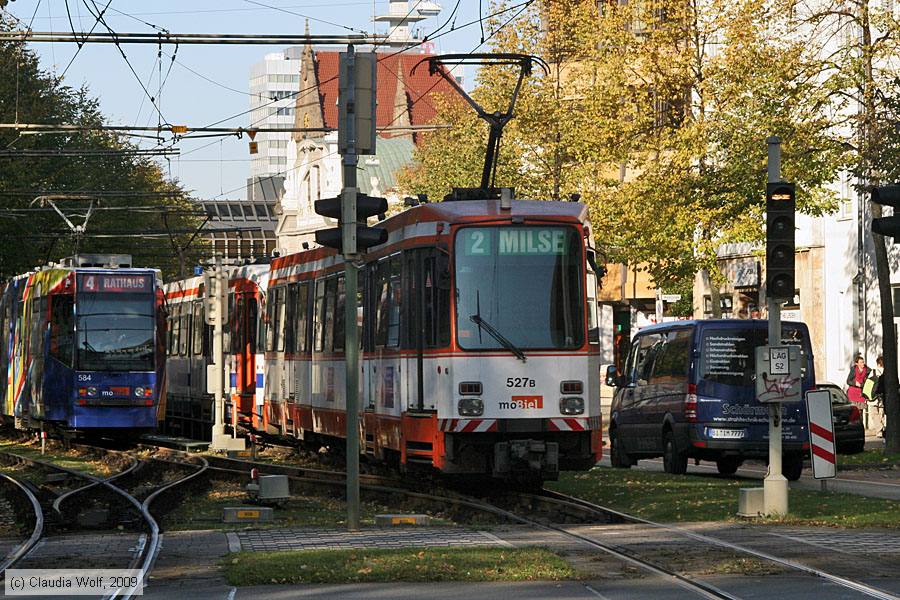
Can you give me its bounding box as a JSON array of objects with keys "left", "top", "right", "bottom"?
[
  {"left": 76, "top": 292, "right": 155, "bottom": 371},
  {"left": 454, "top": 226, "right": 584, "bottom": 351}
]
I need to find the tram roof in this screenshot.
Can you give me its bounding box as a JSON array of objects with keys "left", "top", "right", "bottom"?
[
  {"left": 390, "top": 198, "right": 590, "bottom": 228},
  {"left": 271, "top": 199, "right": 591, "bottom": 274}
]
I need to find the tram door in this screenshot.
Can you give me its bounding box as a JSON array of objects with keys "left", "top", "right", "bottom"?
[
  {"left": 405, "top": 250, "right": 424, "bottom": 412},
  {"left": 233, "top": 293, "right": 258, "bottom": 418}
]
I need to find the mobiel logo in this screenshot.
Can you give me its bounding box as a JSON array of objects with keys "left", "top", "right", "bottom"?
[{"left": 498, "top": 395, "right": 544, "bottom": 410}]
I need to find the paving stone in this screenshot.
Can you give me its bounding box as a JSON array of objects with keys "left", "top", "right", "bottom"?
[{"left": 233, "top": 526, "right": 504, "bottom": 552}]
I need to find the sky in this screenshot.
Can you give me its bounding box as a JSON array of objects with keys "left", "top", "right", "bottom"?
[{"left": 2, "top": 1, "right": 490, "bottom": 199}]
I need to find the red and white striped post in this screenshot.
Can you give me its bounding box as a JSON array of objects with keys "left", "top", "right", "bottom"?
[{"left": 805, "top": 389, "right": 837, "bottom": 486}]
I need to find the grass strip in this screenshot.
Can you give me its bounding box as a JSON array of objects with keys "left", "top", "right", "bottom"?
[
  {"left": 222, "top": 546, "right": 574, "bottom": 585},
  {"left": 163, "top": 477, "right": 450, "bottom": 530},
  {"left": 837, "top": 449, "right": 900, "bottom": 467},
  {"left": 0, "top": 440, "right": 112, "bottom": 478},
  {"left": 548, "top": 467, "right": 900, "bottom": 528}
]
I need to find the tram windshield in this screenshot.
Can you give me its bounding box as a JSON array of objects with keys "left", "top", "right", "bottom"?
[
  {"left": 76, "top": 287, "right": 155, "bottom": 372},
  {"left": 454, "top": 226, "right": 584, "bottom": 351}
]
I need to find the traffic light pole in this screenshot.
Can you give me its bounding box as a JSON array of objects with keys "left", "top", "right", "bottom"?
[
  {"left": 341, "top": 45, "right": 361, "bottom": 532},
  {"left": 765, "top": 136, "right": 788, "bottom": 515},
  {"left": 208, "top": 257, "right": 245, "bottom": 452}
]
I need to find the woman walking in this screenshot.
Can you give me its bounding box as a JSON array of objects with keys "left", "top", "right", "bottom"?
[{"left": 846, "top": 355, "right": 871, "bottom": 407}]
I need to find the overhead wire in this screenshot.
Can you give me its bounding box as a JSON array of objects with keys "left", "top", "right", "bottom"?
[
  {"left": 81, "top": 0, "right": 169, "bottom": 126},
  {"left": 207, "top": 0, "right": 535, "bottom": 201},
  {"left": 3, "top": 0, "right": 532, "bottom": 202},
  {"left": 60, "top": 0, "right": 112, "bottom": 78},
  {"left": 242, "top": 0, "right": 368, "bottom": 35}
]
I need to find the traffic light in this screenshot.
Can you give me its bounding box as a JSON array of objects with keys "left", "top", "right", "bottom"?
[
  {"left": 871, "top": 185, "right": 900, "bottom": 240},
  {"left": 766, "top": 182, "right": 796, "bottom": 302},
  {"left": 314, "top": 191, "right": 388, "bottom": 255}
]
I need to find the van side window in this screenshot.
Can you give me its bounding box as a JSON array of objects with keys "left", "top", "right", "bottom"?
[
  {"left": 634, "top": 333, "right": 663, "bottom": 386},
  {"left": 650, "top": 329, "right": 692, "bottom": 384}
]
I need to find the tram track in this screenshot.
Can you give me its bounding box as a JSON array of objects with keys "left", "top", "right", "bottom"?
[
  {"left": 124, "top": 447, "right": 742, "bottom": 599},
  {"left": 536, "top": 489, "right": 900, "bottom": 600},
  {"left": 0, "top": 472, "right": 43, "bottom": 575},
  {"left": 0, "top": 449, "right": 207, "bottom": 599},
  {"left": 49, "top": 440, "right": 900, "bottom": 599}
]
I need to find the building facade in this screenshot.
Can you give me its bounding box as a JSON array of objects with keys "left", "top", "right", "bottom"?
[
  {"left": 275, "top": 39, "right": 455, "bottom": 253},
  {"left": 248, "top": 46, "right": 304, "bottom": 202}
]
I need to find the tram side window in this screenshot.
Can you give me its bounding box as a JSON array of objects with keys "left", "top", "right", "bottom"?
[
  {"left": 334, "top": 276, "right": 345, "bottom": 351},
  {"left": 387, "top": 256, "right": 402, "bottom": 347},
  {"left": 374, "top": 261, "right": 390, "bottom": 347},
  {"left": 313, "top": 279, "right": 326, "bottom": 352},
  {"left": 171, "top": 304, "right": 181, "bottom": 356},
  {"left": 248, "top": 298, "right": 260, "bottom": 354},
  {"left": 49, "top": 295, "right": 74, "bottom": 366},
  {"left": 179, "top": 303, "right": 190, "bottom": 356},
  {"left": 296, "top": 282, "right": 310, "bottom": 353},
  {"left": 230, "top": 298, "right": 243, "bottom": 355},
  {"left": 424, "top": 253, "right": 451, "bottom": 348},
  {"left": 224, "top": 293, "right": 234, "bottom": 353},
  {"left": 264, "top": 288, "right": 278, "bottom": 352},
  {"left": 284, "top": 284, "right": 297, "bottom": 353},
  {"left": 192, "top": 302, "right": 204, "bottom": 356},
  {"left": 30, "top": 297, "right": 46, "bottom": 358},
  {"left": 323, "top": 277, "right": 337, "bottom": 351},
  {"left": 276, "top": 287, "right": 287, "bottom": 352}
]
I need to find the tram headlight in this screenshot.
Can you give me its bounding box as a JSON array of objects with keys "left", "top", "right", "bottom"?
[
  {"left": 457, "top": 397, "right": 484, "bottom": 417},
  {"left": 559, "top": 397, "right": 584, "bottom": 415},
  {"left": 134, "top": 387, "right": 145, "bottom": 397},
  {"left": 86, "top": 386, "right": 98, "bottom": 398}
]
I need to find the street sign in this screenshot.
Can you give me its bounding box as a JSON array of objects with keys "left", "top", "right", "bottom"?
[
  {"left": 661, "top": 294, "right": 682, "bottom": 303},
  {"left": 769, "top": 347, "right": 789, "bottom": 375},
  {"left": 805, "top": 389, "right": 836, "bottom": 479},
  {"left": 755, "top": 345, "right": 801, "bottom": 403}
]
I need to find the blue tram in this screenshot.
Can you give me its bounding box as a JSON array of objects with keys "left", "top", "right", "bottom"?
[{"left": 0, "top": 255, "right": 166, "bottom": 434}]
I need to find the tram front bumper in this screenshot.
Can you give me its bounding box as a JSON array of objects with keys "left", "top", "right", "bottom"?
[{"left": 493, "top": 439, "right": 559, "bottom": 478}]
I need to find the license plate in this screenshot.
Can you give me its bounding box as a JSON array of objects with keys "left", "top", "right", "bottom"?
[{"left": 708, "top": 428, "right": 745, "bottom": 439}]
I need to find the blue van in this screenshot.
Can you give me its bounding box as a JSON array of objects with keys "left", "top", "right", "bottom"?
[{"left": 606, "top": 319, "right": 812, "bottom": 480}]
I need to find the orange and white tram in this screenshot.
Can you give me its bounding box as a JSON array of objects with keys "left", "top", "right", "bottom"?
[
  {"left": 163, "top": 197, "right": 603, "bottom": 480},
  {"left": 162, "top": 263, "right": 270, "bottom": 439},
  {"left": 261, "top": 197, "right": 603, "bottom": 480}
]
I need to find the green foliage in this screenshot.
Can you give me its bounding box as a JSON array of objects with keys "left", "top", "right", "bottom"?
[
  {"left": 399, "top": 0, "right": 845, "bottom": 287},
  {"left": 222, "top": 547, "right": 575, "bottom": 585},
  {"left": 551, "top": 467, "right": 900, "bottom": 528},
  {"left": 0, "top": 20, "right": 199, "bottom": 279}
]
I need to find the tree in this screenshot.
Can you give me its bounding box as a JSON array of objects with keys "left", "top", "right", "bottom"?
[
  {"left": 0, "top": 19, "right": 201, "bottom": 279},
  {"left": 400, "top": 0, "right": 844, "bottom": 291},
  {"left": 789, "top": 0, "right": 900, "bottom": 452}
]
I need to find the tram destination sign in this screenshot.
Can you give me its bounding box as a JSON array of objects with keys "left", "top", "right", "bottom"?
[
  {"left": 79, "top": 274, "right": 152, "bottom": 293},
  {"left": 462, "top": 227, "right": 571, "bottom": 256}
]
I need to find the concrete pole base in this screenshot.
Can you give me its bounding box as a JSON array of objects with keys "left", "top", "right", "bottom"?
[
  {"left": 763, "top": 475, "right": 789, "bottom": 516},
  {"left": 212, "top": 433, "right": 246, "bottom": 452}
]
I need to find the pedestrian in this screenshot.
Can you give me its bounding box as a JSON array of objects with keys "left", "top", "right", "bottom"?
[
  {"left": 870, "top": 355, "right": 884, "bottom": 402},
  {"left": 750, "top": 306, "right": 761, "bottom": 319},
  {"left": 846, "top": 355, "right": 871, "bottom": 407}
]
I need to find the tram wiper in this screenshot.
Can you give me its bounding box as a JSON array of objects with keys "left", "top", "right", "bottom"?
[{"left": 469, "top": 293, "right": 526, "bottom": 363}]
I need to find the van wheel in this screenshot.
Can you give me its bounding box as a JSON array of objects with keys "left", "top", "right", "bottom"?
[
  {"left": 783, "top": 453, "right": 804, "bottom": 481},
  {"left": 610, "top": 430, "right": 632, "bottom": 469},
  {"left": 663, "top": 432, "right": 687, "bottom": 475},
  {"left": 715, "top": 456, "right": 741, "bottom": 476}
]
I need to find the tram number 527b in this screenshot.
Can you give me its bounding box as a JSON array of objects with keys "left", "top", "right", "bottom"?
[{"left": 506, "top": 378, "right": 536, "bottom": 388}]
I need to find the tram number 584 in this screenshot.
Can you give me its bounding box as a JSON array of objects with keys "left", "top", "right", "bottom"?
[{"left": 506, "top": 378, "right": 536, "bottom": 388}]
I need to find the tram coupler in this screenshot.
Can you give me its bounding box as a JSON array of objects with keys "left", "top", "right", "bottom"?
[{"left": 493, "top": 439, "right": 559, "bottom": 478}]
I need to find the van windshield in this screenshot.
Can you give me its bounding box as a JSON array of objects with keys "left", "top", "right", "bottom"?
[{"left": 699, "top": 325, "right": 807, "bottom": 386}]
